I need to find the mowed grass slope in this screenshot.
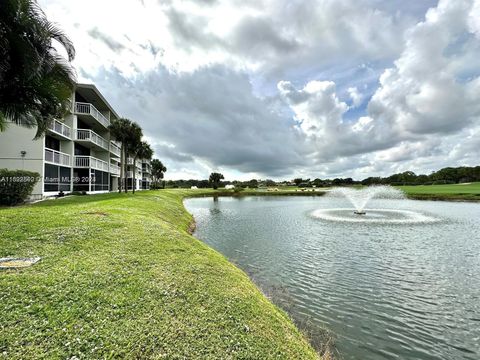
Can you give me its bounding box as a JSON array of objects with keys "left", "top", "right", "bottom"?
[
  {"left": 399, "top": 182, "right": 480, "bottom": 201},
  {"left": 0, "top": 191, "right": 320, "bottom": 359}
]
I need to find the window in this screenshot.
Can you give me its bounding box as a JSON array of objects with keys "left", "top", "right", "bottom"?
[{"left": 44, "top": 165, "right": 71, "bottom": 192}]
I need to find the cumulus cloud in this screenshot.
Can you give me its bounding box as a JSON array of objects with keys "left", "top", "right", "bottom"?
[
  {"left": 89, "top": 65, "right": 308, "bottom": 177},
  {"left": 38, "top": 0, "right": 480, "bottom": 179},
  {"left": 277, "top": 0, "right": 480, "bottom": 175},
  {"left": 368, "top": 0, "right": 480, "bottom": 136},
  {"left": 347, "top": 87, "right": 363, "bottom": 108}
]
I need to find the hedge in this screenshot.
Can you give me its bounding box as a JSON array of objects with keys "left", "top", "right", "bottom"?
[{"left": 0, "top": 169, "right": 40, "bottom": 205}]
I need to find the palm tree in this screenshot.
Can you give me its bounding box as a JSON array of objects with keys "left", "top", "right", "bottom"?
[
  {"left": 151, "top": 159, "right": 167, "bottom": 189},
  {"left": 131, "top": 141, "right": 153, "bottom": 194},
  {"left": 109, "top": 118, "right": 132, "bottom": 193},
  {"left": 124, "top": 122, "right": 143, "bottom": 193},
  {"left": 0, "top": 0, "right": 76, "bottom": 138},
  {"left": 209, "top": 172, "right": 224, "bottom": 190}
]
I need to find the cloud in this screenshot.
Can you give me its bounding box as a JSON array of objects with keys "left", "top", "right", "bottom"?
[
  {"left": 87, "top": 27, "right": 125, "bottom": 52},
  {"left": 89, "top": 65, "right": 308, "bottom": 178},
  {"left": 38, "top": 0, "right": 480, "bottom": 179},
  {"left": 277, "top": 0, "right": 480, "bottom": 173},
  {"left": 367, "top": 0, "right": 480, "bottom": 136},
  {"left": 347, "top": 87, "right": 363, "bottom": 108}
]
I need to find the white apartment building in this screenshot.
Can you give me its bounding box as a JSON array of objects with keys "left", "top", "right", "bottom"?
[
  {"left": 141, "top": 159, "right": 152, "bottom": 190},
  {"left": 125, "top": 158, "right": 151, "bottom": 190},
  {"left": 0, "top": 83, "right": 123, "bottom": 200}
]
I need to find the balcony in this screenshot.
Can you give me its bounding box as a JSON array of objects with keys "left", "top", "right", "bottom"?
[
  {"left": 75, "top": 129, "right": 109, "bottom": 151},
  {"left": 45, "top": 148, "right": 71, "bottom": 167},
  {"left": 110, "top": 141, "right": 121, "bottom": 157},
  {"left": 47, "top": 120, "right": 71, "bottom": 139},
  {"left": 110, "top": 164, "right": 120, "bottom": 176},
  {"left": 74, "top": 156, "right": 109, "bottom": 172},
  {"left": 127, "top": 157, "right": 142, "bottom": 169},
  {"left": 74, "top": 102, "right": 110, "bottom": 128},
  {"left": 126, "top": 170, "right": 142, "bottom": 178}
]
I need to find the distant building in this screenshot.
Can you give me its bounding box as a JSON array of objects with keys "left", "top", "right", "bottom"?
[{"left": 225, "top": 184, "right": 235, "bottom": 189}]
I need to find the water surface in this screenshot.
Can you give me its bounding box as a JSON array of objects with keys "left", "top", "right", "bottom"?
[{"left": 185, "top": 196, "right": 480, "bottom": 360}]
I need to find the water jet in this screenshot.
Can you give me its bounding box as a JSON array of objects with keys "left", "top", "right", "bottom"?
[{"left": 312, "top": 185, "right": 438, "bottom": 224}]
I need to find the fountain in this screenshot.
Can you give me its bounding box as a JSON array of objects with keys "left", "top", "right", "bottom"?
[
  {"left": 329, "top": 185, "right": 405, "bottom": 215},
  {"left": 312, "top": 185, "right": 439, "bottom": 224}
]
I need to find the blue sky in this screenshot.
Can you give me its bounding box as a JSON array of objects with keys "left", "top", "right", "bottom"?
[{"left": 41, "top": 0, "right": 480, "bottom": 180}]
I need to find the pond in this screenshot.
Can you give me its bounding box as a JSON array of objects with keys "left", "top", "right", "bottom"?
[{"left": 184, "top": 196, "right": 480, "bottom": 360}]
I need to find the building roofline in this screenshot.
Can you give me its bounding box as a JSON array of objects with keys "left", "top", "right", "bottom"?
[{"left": 75, "top": 83, "right": 120, "bottom": 120}]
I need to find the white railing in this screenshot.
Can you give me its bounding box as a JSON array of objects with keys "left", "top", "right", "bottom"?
[
  {"left": 48, "top": 120, "right": 71, "bottom": 138},
  {"left": 75, "top": 129, "right": 109, "bottom": 150},
  {"left": 126, "top": 170, "right": 141, "bottom": 178},
  {"left": 110, "top": 141, "right": 121, "bottom": 157},
  {"left": 110, "top": 164, "right": 120, "bottom": 176},
  {"left": 127, "top": 157, "right": 142, "bottom": 169},
  {"left": 45, "top": 148, "right": 71, "bottom": 167},
  {"left": 74, "top": 102, "right": 110, "bottom": 128},
  {"left": 74, "top": 156, "right": 109, "bottom": 172}
]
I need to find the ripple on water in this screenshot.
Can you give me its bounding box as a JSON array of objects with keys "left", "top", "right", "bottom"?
[
  {"left": 185, "top": 197, "right": 480, "bottom": 360},
  {"left": 311, "top": 208, "right": 440, "bottom": 224}
]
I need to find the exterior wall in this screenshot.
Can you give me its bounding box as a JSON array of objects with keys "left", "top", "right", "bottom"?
[
  {"left": 0, "top": 124, "right": 44, "bottom": 198},
  {"left": 126, "top": 158, "right": 144, "bottom": 190}
]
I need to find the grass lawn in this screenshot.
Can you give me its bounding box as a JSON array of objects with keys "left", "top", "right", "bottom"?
[
  {"left": 0, "top": 190, "right": 322, "bottom": 359},
  {"left": 398, "top": 182, "right": 480, "bottom": 201}
]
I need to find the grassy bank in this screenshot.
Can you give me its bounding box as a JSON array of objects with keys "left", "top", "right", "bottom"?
[
  {"left": 399, "top": 182, "right": 480, "bottom": 201},
  {"left": 0, "top": 190, "right": 321, "bottom": 359}
]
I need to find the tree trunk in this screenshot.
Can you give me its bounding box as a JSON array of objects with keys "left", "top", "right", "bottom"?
[
  {"left": 124, "top": 150, "right": 128, "bottom": 193},
  {"left": 119, "top": 143, "right": 124, "bottom": 193},
  {"left": 132, "top": 156, "right": 137, "bottom": 194}
]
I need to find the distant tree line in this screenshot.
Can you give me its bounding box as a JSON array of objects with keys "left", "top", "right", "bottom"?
[
  {"left": 164, "top": 177, "right": 279, "bottom": 189},
  {"left": 164, "top": 166, "right": 480, "bottom": 189},
  {"left": 293, "top": 166, "right": 480, "bottom": 187},
  {"left": 360, "top": 166, "right": 480, "bottom": 186}
]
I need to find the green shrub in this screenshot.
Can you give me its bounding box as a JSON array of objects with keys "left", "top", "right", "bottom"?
[{"left": 0, "top": 169, "right": 40, "bottom": 205}]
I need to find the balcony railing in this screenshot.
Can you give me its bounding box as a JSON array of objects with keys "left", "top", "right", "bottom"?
[
  {"left": 110, "top": 141, "right": 121, "bottom": 157},
  {"left": 48, "top": 120, "right": 71, "bottom": 139},
  {"left": 74, "top": 156, "right": 109, "bottom": 172},
  {"left": 110, "top": 164, "right": 120, "bottom": 176},
  {"left": 127, "top": 157, "right": 142, "bottom": 169},
  {"left": 45, "top": 148, "right": 71, "bottom": 167},
  {"left": 75, "top": 129, "right": 109, "bottom": 151},
  {"left": 74, "top": 102, "right": 110, "bottom": 128},
  {"left": 126, "top": 170, "right": 142, "bottom": 178}
]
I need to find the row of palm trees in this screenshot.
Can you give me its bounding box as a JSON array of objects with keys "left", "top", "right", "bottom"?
[{"left": 109, "top": 118, "right": 154, "bottom": 194}]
